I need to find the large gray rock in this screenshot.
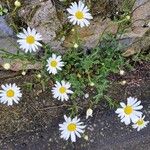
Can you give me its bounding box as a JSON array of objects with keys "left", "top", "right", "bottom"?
[
  {"left": 90, "top": 0, "right": 124, "bottom": 17},
  {"left": 0, "top": 16, "right": 18, "bottom": 65},
  {"left": 63, "top": 17, "right": 118, "bottom": 49},
  {"left": 0, "top": 16, "right": 14, "bottom": 37},
  {"left": 121, "top": 0, "right": 150, "bottom": 56},
  {"left": 19, "top": 0, "right": 63, "bottom": 51},
  {"left": 18, "top": 0, "right": 150, "bottom": 52},
  {"left": 1, "top": 0, "right": 149, "bottom": 69},
  {"left": 132, "top": 0, "right": 150, "bottom": 36},
  {"left": 0, "top": 16, "right": 42, "bottom": 71}
]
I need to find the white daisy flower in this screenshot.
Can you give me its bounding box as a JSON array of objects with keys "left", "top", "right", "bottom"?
[
  {"left": 115, "top": 97, "right": 143, "bottom": 125},
  {"left": 0, "top": 83, "right": 22, "bottom": 106},
  {"left": 17, "top": 27, "right": 42, "bottom": 53},
  {"left": 132, "top": 115, "right": 149, "bottom": 131},
  {"left": 52, "top": 80, "right": 73, "bottom": 101},
  {"left": 46, "top": 54, "right": 64, "bottom": 75},
  {"left": 67, "top": 1, "right": 93, "bottom": 27},
  {"left": 59, "top": 115, "right": 86, "bottom": 142}
]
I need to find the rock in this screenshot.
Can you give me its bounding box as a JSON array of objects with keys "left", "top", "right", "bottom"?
[
  {"left": 18, "top": 0, "right": 125, "bottom": 51},
  {"left": 62, "top": 0, "right": 150, "bottom": 50},
  {"left": 10, "top": 60, "right": 43, "bottom": 71},
  {"left": 0, "top": 16, "right": 43, "bottom": 71},
  {"left": 63, "top": 17, "right": 118, "bottom": 49},
  {"left": 1, "top": 0, "right": 149, "bottom": 58},
  {"left": 0, "top": 16, "right": 14, "bottom": 37},
  {"left": 121, "top": 0, "right": 150, "bottom": 56},
  {"left": 132, "top": 0, "right": 150, "bottom": 36},
  {"left": 122, "top": 29, "right": 150, "bottom": 57},
  {"left": 19, "top": 0, "right": 63, "bottom": 51},
  {"left": 17, "top": 0, "right": 149, "bottom": 52},
  {"left": 0, "top": 16, "right": 18, "bottom": 66},
  {"left": 91, "top": 0, "right": 124, "bottom": 17}
]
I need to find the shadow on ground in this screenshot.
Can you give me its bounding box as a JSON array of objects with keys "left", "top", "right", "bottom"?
[{"left": 0, "top": 61, "right": 150, "bottom": 150}]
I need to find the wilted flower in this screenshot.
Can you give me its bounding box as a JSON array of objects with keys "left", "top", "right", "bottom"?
[{"left": 86, "top": 108, "right": 93, "bottom": 119}]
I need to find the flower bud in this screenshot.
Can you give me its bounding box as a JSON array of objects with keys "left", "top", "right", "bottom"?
[
  {"left": 77, "top": 73, "right": 81, "bottom": 78},
  {"left": 22, "top": 71, "right": 26, "bottom": 76},
  {"left": 3, "top": 63, "right": 11, "bottom": 70},
  {"left": 90, "top": 82, "right": 95, "bottom": 86},
  {"left": 71, "top": 28, "right": 75, "bottom": 32},
  {"left": 120, "top": 80, "right": 126, "bottom": 85},
  {"left": 119, "top": 70, "right": 125, "bottom": 76},
  {"left": 86, "top": 108, "right": 93, "bottom": 119},
  {"left": 84, "top": 135, "right": 89, "bottom": 141},
  {"left": 37, "top": 74, "right": 42, "bottom": 79},
  {"left": 126, "top": 15, "right": 130, "bottom": 20},
  {"left": 14, "top": 0, "right": 21, "bottom": 7},
  {"left": 84, "top": 93, "right": 89, "bottom": 99},
  {"left": 74, "top": 43, "right": 79, "bottom": 49}
]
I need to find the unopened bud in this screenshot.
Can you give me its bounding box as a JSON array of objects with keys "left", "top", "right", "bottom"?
[
  {"left": 90, "top": 82, "right": 95, "bottom": 86},
  {"left": 84, "top": 135, "right": 89, "bottom": 141},
  {"left": 14, "top": 0, "right": 21, "bottom": 7},
  {"left": 86, "top": 108, "right": 93, "bottom": 119},
  {"left": 120, "top": 80, "right": 126, "bottom": 85},
  {"left": 3, "top": 63, "right": 11, "bottom": 70},
  {"left": 126, "top": 15, "right": 130, "bottom": 20},
  {"left": 37, "top": 74, "right": 42, "bottom": 79},
  {"left": 74, "top": 43, "right": 79, "bottom": 49},
  {"left": 119, "top": 70, "right": 125, "bottom": 76},
  {"left": 22, "top": 71, "right": 26, "bottom": 76}
]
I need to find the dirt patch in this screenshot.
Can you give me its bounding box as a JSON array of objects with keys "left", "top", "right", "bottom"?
[{"left": 0, "top": 61, "right": 150, "bottom": 149}]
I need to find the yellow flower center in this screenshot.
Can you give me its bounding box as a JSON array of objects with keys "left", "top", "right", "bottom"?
[
  {"left": 59, "top": 86, "right": 66, "bottom": 94},
  {"left": 124, "top": 106, "right": 133, "bottom": 115},
  {"left": 50, "top": 60, "right": 57, "bottom": 68},
  {"left": 26, "top": 35, "right": 35, "bottom": 44},
  {"left": 75, "top": 11, "right": 84, "bottom": 19},
  {"left": 136, "top": 119, "right": 144, "bottom": 126},
  {"left": 67, "top": 123, "right": 77, "bottom": 132},
  {"left": 6, "top": 89, "right": 15, "bottom": 97}
]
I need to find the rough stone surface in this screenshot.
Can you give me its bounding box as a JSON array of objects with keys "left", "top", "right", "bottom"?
[
  {"left": 19, "top": 0, "right": 63, "bottom": 51},
  {"left": 0, "top": 16, "right": 14, "bottom": 37},
  {"left": 122, "top": 29, "right": 150, "bottom": 57},
  {"left": 0, "top": 16, "right": 18, "bottom": 65},
  {"left": 1, "top": 0, "right": 150, "bottom": 66},
  {"left": 18, "top": 0, "right": 150, "bottom": 52},
  {"left": 132, "top": 0, "right": 150, "bottom": 32},
  {"left": 63, "top": 17, "right": 118, "bottom": 49},
  {"left": 119, "top": 0, "right": 150, "bottom": 56},
  {"left": 0, "top": 16, "right": 43, "bottom": 71},
  {"left": 89, "top": 0, "right": 124, "bottom": 17}
]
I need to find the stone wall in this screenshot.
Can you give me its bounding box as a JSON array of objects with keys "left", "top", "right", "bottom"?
[{"left": 1, "top": 0, "right": 150, "bottom": 54}]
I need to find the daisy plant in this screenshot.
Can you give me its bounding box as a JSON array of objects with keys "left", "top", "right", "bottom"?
[
  {"left": 59, "top": 115, "right": 86, "bottom": 142},
  {"left": 115, "top": 97, "right": 143, "bottom": 125},
  {"left": 17, "top": 27, "right": 42, "bottom": 53},
  {"left": 46, "top": 53, "right": 64, "bottom": 75},
  {"left": 52, "top": 80, "right": 73, "bottom": 101},
  {"left": 67, "top": 1, "right": 93, "bottom": 28},
  {"left": 0, "top": 83, "right": 22, "bottom": 106},
  {"left": 132, "top": 115, "right": 149, "bottom": 131}
]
